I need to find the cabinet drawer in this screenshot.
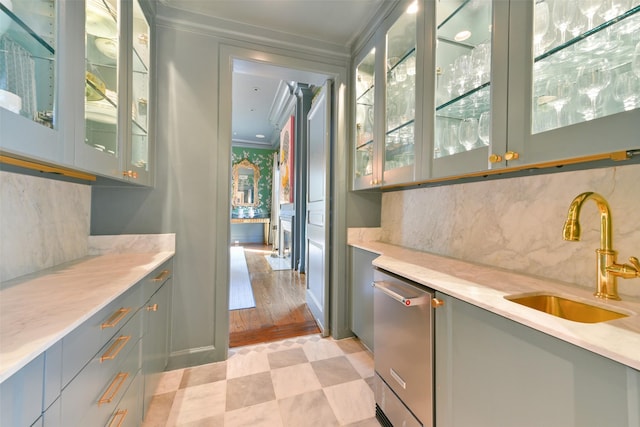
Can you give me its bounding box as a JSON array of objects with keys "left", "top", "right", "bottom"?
[
  {"left": 106, "top": 372, "right": 142, "bottom": 427},
  {"left": 61, "top": 284, "right": 142, "bottom": 387},
  {"left": 0, "top": 353, "right": 44, "bottom": 427},
  {"left": 60, "top": 333, "right": 141, "bottom": 427},
  {"left": 141, "top": 259, "right": 173, "bottom": 303}
]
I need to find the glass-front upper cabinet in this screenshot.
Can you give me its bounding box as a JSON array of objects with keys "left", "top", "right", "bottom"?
[
  {"left": 81, "top": 0, "right": 121, "bottom": 175},
  {"left": 431, "top": 0, "right": 509, "bottom": 178},
  {"left": 507, "top": 0, "right": 640, "bottom": 166},
  {"left": 354, "top": 43, "right": 378, "bottom": 189},
  {"left": 0, "top": 0, "right": 64, "bottom": 162},
  {"left": 127, "top": 0, "right": 150, "bottom": 183},
  {"left": 383, "top": 0, "right": 419, "bottom": 186}
]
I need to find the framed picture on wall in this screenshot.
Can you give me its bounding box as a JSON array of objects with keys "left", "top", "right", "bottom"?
[{"left": 279, "top": 115, "right": 294, "bottom": 204}]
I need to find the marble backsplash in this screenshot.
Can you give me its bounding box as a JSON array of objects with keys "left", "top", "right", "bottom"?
[
  {"left": 88, "top": 234, "right": 176, "bottom": 254},
  {"left": 381, "top": 163, "right": 640, "bottom": 298},
  {"left": 0, "top": 171, "right": 91, "bottom": 282}
]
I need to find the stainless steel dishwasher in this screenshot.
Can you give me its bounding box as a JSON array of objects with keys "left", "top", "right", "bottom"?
[{"left": 373, "top": 268, "right": 437, "bottom": 427}]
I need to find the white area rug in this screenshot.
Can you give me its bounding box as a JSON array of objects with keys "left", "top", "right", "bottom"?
[
  {"left": 264, "top": 255, "right": 292, "bottom": 271},
  {"left": 230, "top": 246, "right": 256, "bottom": 310}
]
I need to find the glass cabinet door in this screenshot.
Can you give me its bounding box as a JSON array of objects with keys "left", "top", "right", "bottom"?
[
  {"left": 85, "top": 0, "right": 119, "bottom": 159},
  {"left": 384, "top": 0, "right": 418, "bottom": 185},
  {"left": 507, "top": 0, "right": 640, "bottom": 167},
  {"left": 0, "top": 0, "right": 55, "bottom": 127},
  {"left": 354, "top": 47, "right": 377, "bottom": 188},
  {"left": 128, "top": 0, "right": 150, "bottom": 182},
  {"left": 531, "top": 1, "right": 640, "bottom": 133},
  {"left": 432, "top": 0, "right": 499, "bottom": 178},
  {"left": 0, "top": 0, "right": 62, "bottom": 161}
]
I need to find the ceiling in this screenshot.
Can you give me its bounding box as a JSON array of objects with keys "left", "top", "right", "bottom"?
[{"left": 158, "top": 0, "right": 392, "bottom": 148}]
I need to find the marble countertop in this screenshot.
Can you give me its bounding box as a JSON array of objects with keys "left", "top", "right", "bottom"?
[
  {"left": 0, "top": 251, "right": 174, "bottom": 383},
  {"left": 349, "top": 239, "right": 640, "bottom": 371}
]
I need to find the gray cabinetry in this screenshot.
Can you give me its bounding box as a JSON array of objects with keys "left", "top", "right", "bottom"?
[
  {"left": 142, "top": 267, "right": 172, "bottom": 415},
  {"left": 0, "top": 256, "right": 173, "bottom": 426},
  {"left": 352, "top": 0, "right": 424, "bottom": 190},
  {"left": 0, "top": 0, "right": 154, "bottom": 185},
  {"left": 0, "top": 353, "right": 44, "bottom": 426},
  {"left": 435, "top": 292, "right": 640, "bottom": 427},
  {"left": 349, "top": 247, "right": 377, "bottom": 350}
]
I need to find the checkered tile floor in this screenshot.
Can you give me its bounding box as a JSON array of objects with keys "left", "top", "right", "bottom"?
[{"left": 142, "top": 334, "right": 378, "bottom": 426}]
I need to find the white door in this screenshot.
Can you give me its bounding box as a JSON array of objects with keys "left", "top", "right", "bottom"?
[{"left": 305, "top": 80, "right": 332, "bottom": 336}]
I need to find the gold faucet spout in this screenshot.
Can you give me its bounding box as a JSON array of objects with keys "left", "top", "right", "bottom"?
[{"left": 562, "top": 192, "right": 613, "bottom": 251}]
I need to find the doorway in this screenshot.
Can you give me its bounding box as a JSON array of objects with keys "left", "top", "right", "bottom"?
[
  {"left": 218, "top": 44, "right": 350, "bottom": 357},
  {"left": 227, "top": 55, "right": 331, "bottom": 347}
]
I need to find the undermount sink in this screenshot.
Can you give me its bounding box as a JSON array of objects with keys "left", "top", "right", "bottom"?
[{"left": 505, "top": 293, "right": 629, "bottom": 324}]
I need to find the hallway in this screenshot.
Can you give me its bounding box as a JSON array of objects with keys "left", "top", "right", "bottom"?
[{"left": 229, "top": 244, "right": 320, "bottom": 347}]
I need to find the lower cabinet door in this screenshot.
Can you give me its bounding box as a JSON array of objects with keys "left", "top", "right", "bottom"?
[
  {"left": 0, "top": 353, "right": 44, "bottom": 427},
  {"left": 142, "top": 279, "right": 172, "bottom": 417}
]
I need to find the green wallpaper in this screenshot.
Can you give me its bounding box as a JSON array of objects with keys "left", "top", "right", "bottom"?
[{"left": 231, "top": 147, "right": 276, "bottom": 218}]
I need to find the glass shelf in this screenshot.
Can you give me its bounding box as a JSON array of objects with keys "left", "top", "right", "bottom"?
[
  {"left": 531, "top": 3, "right": 640, "bottom": 134},
  {"left": 434, "top": 0, "right": 492, "bottom": 159},
  {"left": 85, "top": 0, "right": 119, "bottom": 157},
  {"left": 0, "top": 0, "right": 55, "bottom": 128},
  {"left": 386, "top": 5, "right": 417, "bottom": 174}
]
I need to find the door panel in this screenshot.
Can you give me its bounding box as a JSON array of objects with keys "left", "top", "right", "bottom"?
[{"left": 305, "top": 80, "right": 332, "bottom": 336}]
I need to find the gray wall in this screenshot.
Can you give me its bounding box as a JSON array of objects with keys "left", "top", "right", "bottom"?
[
  {"left": 92, "top": 25, "right": 224, "bottom": 366},
  {"left": 91, "top": 20, "right": 357, "bottom": 367}
]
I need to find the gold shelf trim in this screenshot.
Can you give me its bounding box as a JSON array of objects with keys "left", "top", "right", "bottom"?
[
  {"left": 0, "top": 154, "right": 96, "bottom": 182},
  {"left": 382, "top": 151, "right": 631, "bottom": 190}
]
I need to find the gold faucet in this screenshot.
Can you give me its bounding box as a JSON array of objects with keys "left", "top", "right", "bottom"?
[{"left": 562, "top": 192, "right": 640, "bottom": 300}]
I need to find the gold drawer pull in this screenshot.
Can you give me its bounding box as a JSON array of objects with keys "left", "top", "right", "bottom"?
[
  {"left": 108, "top": 409, "right": 128, "bottom": 427},
  {"left": 101, "top": 308, "right": 131, "bottom": 330},
  {"left": 146, "top": 303, "right": 158, "bottom": 312},
  {"left": 152, "top": 269, "right": 170, "bottom": 282},
  {"left": 98, "top": 372, "right": 129, "bottom": 406},
  {"left": 100, "top": 335, "right": 131, "bottom": 362}
]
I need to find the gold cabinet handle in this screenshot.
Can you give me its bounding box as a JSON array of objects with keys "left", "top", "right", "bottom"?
[
  {"left": 431, "top": 298, "right": 445, "bottom": 308},
  {"left": 98, "top": 372, "right": 129, "bottom": 406},
  {"left": 101, "top": 307, "right": 131, "bottom": 330},
  {"left": 108, "top": 409, "right": 128, "bottom": 427},
  {"left": 153, "top": 269, "right": 171, "bottom": 282},
  {"left": 100, "top": 335, "right": 131, "bottom": 362},
  {"left": 146, "top": 303, "right": 158, "bottom": 312},
  {"left": 504, "top": 151, "right": 519, "bottom": 161},
  {"left": 489, "top": 154, "right": 503, "bottom": 163},
  {"left": 122, "top": 170, "right": 138, "bottom": 179}
]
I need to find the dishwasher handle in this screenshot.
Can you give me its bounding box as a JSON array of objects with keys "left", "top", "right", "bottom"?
[{"left": 372, "top": 281, "right": 431, "bottom": 307}]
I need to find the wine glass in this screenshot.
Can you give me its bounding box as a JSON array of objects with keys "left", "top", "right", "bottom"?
[
  {"left": 443, "top": 123, "right": 460, "bottom": 155},
  {"left": 576, "top": 58, "right": 611, "bottom": 120},
  {"left": 613, "top": 71, "right": 640, "bottom": 111},
  {"left": 454, "top": 54, "right": 472, "bottom": 95},
  {"left": 534, "top": 1, "right": 550, "bottom": 55},
  {"left": 552, "top": 0, "right": 577, "bottom": 45},
  {"left": 578, "top": 0, "right": 602, "bottom": 31},
  {"left": 478, "top": 111, "right": 491, "bottom": 147},
  {"left": 598, "top": 0, "right": 630, "bottom": 21},
  {"left": 546, "top": 74, "right": 574, "bottom": 128},
  {"left": 458, "top": 117, "right": 479, "bottom": 151},
  {"left": 471, "top": 42, "right": 491, "bottom": 87}
]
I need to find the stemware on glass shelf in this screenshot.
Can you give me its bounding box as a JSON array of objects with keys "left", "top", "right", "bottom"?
[
  {"left": 531, "top": 0, "right": 640, "bottom": 134},
  {"left": 534, "top": 0, "right": 551, "bottom": 55},
  {"left": 613, "top": 71, "right": 640, "bottom": 110},
  {"left": 576, "top": 58, "right": 611, "bottom": 121},
  {"left": 552, "top": 0, "right": 577, "bottom": 44},
  {"left": 478, "top": 111, "right": 491, "bottom": 147},
  {"left": 458, "top": 117, "right": 479, "bottom": 150}
]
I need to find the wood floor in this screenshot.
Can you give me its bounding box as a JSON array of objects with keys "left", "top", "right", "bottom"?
[{"left": 229, "top": 244, "right": 320, "bottom": 347}]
